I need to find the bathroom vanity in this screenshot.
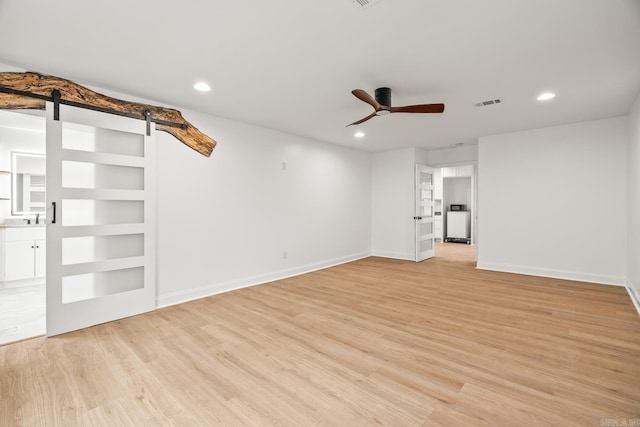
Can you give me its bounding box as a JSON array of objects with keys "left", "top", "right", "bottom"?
[{"left": 0, "top": 225, "right": 46, "bottom": 282}]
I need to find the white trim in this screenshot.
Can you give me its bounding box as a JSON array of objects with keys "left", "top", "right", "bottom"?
[
  {"left": 626, "top": 281, "right": 640, "bottom": 316},
  {"left": 476, "top": 261, "right": 626, "bottom": 286},
  {"left": 427, "top": 159, "right": 478, "bottom": 169},
  {"left": 157, "top": 251, "right": 371, "bottom": 308},
  {"left": 370, "top": 250, "right": 415, "bottom": 261},
  {"left": 0, "top": 277, "right": 45, "bottom": 290}
]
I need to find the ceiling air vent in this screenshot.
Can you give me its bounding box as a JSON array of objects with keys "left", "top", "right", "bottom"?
[
  {"left": 352, "top": 0, "right": 385, "bottom": 9},
  {"left": 475, "top": 99, "right": 502, "bottom": 107}
]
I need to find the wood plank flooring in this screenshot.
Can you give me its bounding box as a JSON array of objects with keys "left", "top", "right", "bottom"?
[{"left": 1, "top": 243, "right": 639, "bottom": 426}]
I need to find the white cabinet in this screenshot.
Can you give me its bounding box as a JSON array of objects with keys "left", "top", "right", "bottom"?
[
  {"left": 4, "top": 240, "right": 36, "bottom": 280},
  {"left": 0, "top": 226, "right": 46, "bottom": 282},
  {"left": 34, "top": 239, "right": 46, "bottom": 277},
  {"left": 442, "top": 167, "right": 456, "bottom": 177},
  {"left": 442, "top": 165, "right": 474, "bottom": 178}
]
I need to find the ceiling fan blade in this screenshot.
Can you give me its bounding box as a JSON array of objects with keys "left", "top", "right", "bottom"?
[
  {"left": 389, "top": 103, "right": 445, "bottom": 114},
  {"left": 346, "top": 111, "right": 377, "bottom": 127},
  {"left": 352, "top": 89, "right": 381, "bottom": 110}
]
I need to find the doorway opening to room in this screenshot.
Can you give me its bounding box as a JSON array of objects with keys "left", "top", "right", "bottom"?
[
  {"left": 431, "top": 164, "right": 476, "bottom": 260},
  {"left": 0, "top": 110, "right": 46, "bottom": 345}
]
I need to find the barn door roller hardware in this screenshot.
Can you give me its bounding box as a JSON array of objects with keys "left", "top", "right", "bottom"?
[
  {"left": 0, "top": 72, "right": 217, "bottom": 157},
  {"left": 0, "top": 85, "right": 187, "bottom": 137}
]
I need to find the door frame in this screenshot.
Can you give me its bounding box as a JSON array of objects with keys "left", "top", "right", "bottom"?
[{"left": 437, "top": 162, "right": 477, "bottom": 247}]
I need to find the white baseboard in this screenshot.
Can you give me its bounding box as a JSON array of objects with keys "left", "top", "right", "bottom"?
[
  {"left": 371, "top": 250, "right": 415, "bottom": 261},
  {"left": 0, "top": 277, "right": 45, "bottom": 290},
  {"left": 156, "top": 251, "right": 371, "bottom": 308},
  {"left": 476, "top": 261, "right": 626, "bottom": 287},
  {"left": 626, "top": 280, "right": 640, "bottom": 316}
]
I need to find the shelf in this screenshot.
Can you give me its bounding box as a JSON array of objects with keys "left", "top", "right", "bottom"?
[{"left": 0, "top": 171, "right": 10, "bottom": 175}]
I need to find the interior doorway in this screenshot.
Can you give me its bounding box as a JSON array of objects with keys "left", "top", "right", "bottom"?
[
  {"left": 432, "top": 163, "right": 476, "bottom": 258},
  {"left": 0, "top": 109, "right": 46, "bottom": 345}
]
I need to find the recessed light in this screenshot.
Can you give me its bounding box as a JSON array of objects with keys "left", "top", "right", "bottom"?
[
  {"left": 537, "top": 92, "right": 556, "bottom": 101},
  {"left": 354, "top": 131, "right": 365, "bottom": 138},
  {"left": 193, "top": 82, "right": 211, "bottom": 92}
]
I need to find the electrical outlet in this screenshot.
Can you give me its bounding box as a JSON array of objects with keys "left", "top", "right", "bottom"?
[{"left": 282, "top": 251, "right": 287, "bottom": 259}]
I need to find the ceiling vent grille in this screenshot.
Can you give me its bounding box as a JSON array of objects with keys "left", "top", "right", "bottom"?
[
  {"left": 352, "top": 0, "right": 384, "bottom": 9},
  {"left": 475, "top": 99, "right": 502, "bottom": 107}
]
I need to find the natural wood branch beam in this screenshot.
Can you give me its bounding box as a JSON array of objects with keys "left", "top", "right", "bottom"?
[{"left": 0, "top": 72, "right": 217, "bottom": 157}]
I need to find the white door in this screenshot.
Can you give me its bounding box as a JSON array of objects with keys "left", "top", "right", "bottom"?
[
  {"left": 46, "top": 102, "right": 156, "bottom": 336},
  {"left": 415, "top": 164, "right": 435, "bottom": 262}
]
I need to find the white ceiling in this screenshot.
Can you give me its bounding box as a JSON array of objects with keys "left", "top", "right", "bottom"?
[{"left": 0, "top": 0, "right": 639, "bottom": 152}]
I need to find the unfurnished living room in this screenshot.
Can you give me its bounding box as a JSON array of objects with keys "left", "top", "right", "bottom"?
[{"left": 0, "top": 0, "right": 639, "bottom": 426}]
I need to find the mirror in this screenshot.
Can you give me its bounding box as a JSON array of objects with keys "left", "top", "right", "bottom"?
[{"left": 11, "top": 152, "right": 46, "bottom": 215}]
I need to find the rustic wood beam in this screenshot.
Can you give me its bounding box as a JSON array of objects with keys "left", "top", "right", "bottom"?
[{"left": 0, "top": 72, "right": 217, "bottom": 157}]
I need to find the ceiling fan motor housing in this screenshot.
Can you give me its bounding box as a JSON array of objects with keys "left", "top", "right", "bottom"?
[{"left": 375, "top": 87, "right": 392, "bottom": 106}]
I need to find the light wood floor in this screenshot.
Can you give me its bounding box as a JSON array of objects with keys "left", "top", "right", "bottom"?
[{"left": 1, "top": 243, "right": 639, "bottom": 426}]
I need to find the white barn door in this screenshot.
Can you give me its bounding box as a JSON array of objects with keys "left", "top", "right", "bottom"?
[{"left": 46, "top": 102, "right": 156, "bottom": 336}]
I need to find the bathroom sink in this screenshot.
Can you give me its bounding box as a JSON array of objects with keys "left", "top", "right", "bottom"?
[{"left": 0, "top": 222, "right": 46, "bottom": 227}]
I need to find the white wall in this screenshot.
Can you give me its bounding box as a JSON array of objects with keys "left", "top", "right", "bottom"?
[
  {"left": 628, "top": 92, "right": 640, "bottom": 298},
  {"left": 3, "top": 64, "right": 635, "bottom": 311},
  {"left": 371, "top": 148, "right": 416, "bottom": 260},
  {"left": 0, "top": 64, "right": 372, "bottom": 306},
  {"left": 477, "top": 117, "right": 628, "bottom": 285},
  {"left": 157, "top": 110, "right": 372, "bottom": 306},
  {"left": 419, "top": 144, "right": 478, "bottom": 166},
  {"left": 372, "top": 146, "right": 479, "bottom": 260}
]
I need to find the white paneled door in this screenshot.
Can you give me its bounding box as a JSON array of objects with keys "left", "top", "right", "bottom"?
[
  {"left": 415, "top": 164, "right": 435, "bottom": 262},
  {"left": 46, "top": 102, "right": 156, "bottom": 336}
]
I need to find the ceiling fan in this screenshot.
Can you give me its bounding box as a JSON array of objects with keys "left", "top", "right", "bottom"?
[{"left": 347, "top": 87, "right": 445, "bottom": 126}]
